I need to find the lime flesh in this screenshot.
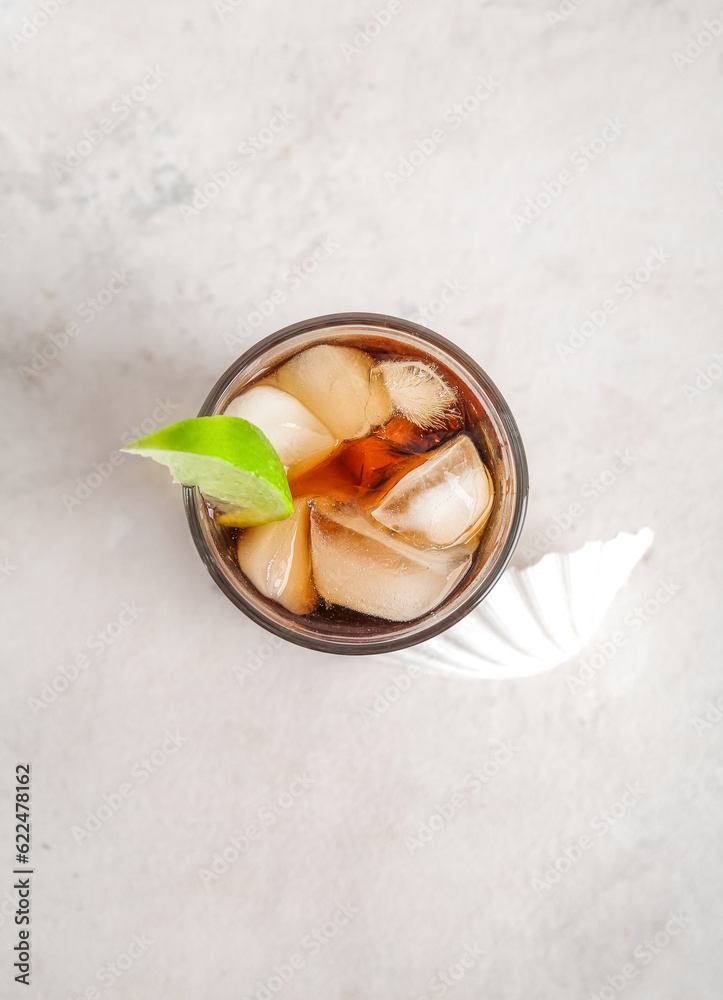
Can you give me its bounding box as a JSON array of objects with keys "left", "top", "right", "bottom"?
[{"left": 122, "top": 416, "right": 293, "bottom": 527}]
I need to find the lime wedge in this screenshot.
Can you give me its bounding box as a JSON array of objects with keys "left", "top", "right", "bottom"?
[{"left": 122, "top": 416, "right": 293, "bottom": 527}]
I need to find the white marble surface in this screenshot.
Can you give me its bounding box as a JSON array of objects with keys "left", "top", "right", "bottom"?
[{"left": 2, "top": 0, "right": 722, "bottom": 997}]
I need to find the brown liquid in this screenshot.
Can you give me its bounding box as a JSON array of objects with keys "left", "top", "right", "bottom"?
[{"left": 287, "top": 423, "right": 459, "bottom": 507}]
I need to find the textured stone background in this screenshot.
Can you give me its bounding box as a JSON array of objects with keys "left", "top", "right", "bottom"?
[{"left": 2, "top": 0, "right": 722, "bottom": 997}]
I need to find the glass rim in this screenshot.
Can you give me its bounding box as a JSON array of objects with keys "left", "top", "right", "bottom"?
[{"left": 184, "top": 312, "right": 529, "bottom": 655}]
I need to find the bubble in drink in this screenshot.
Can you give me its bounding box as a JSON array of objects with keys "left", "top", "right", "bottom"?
[{"left": 220, "top": 342, "right": 496, "bottom": 623}]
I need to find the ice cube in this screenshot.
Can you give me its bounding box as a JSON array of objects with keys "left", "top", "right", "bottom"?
[
  {"left": 237, "top": 497, "right": 317, "bottom": 615},
  {"left": 224, "top": 385, "right": 336, "bottom": 476},
  {"left": 309, "top": 498, "right": 473, "bottom": 621},
  {"left": 376, "top": 359, "right": 457, "bottom": 429},
  {"left": 275, "top": 344, "right": 392, "bottom": 441},
  {"left": 371, "top": 434, "right": 493, "bottom": 548}
]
